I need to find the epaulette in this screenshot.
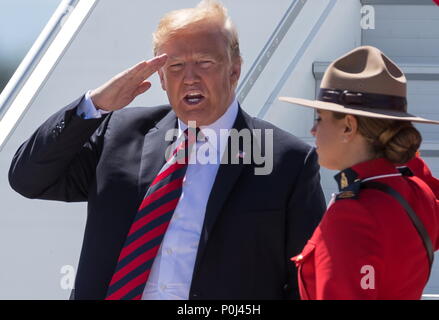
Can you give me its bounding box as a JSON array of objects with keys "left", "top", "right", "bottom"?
[{"left": 335, "top": 180, "right": 361, "bottom": 200}]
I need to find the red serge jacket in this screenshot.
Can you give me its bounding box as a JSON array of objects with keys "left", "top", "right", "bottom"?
[
  {"left": 293, "top": 158, "right": 439, "bottom": 300},
  {"left": 407, "top": 155, "right": 439, "bottom": 199}
]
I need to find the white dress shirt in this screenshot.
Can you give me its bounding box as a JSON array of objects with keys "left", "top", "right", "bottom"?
[
  {"left": 77, "top": 91, "right": 111, "bottom": 119},
  {"left": 77, "top": 94, "right": 239, "bottom": 300}
]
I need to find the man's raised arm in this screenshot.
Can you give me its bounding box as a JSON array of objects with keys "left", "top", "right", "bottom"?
[{"left": 8, "top": 55, "right": 167, "bottom": 201}]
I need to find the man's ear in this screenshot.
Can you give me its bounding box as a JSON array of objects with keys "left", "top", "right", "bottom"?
[
  {"left": 230, "top": 58, "right": 242, "bottom": 87},
  {"left": 158, "top": 69, "right": 167, "bottom": 91},
  {"left": 343, "top": 115, "right": 359, "bottom": 141}
]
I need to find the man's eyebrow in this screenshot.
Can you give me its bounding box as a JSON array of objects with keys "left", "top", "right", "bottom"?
[
  {"left": 166, "top": 54, "right": 219, "bottom": 60},
  {"left": 195, "top": 53, "right": 217, "bottom": 59},
  {"left": 166, "top": 56, "right": 183, "bottom": 61}
]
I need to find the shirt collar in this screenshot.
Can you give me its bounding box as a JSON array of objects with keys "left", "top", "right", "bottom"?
[{"left": 177, "top": 98, "right": 239, "bottom": 154}]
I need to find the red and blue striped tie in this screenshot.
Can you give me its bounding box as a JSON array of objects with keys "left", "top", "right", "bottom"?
[{"left": 106, "top": 129, "right": 197, "bottom": 300}]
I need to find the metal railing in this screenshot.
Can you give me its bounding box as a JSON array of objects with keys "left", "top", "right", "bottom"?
[
  {"left": 0, "top": 0, "right": 79, "bottom": 120},
  {"left": 237, "top": 0, "right": 308, "bottom": 104},
  {"left": 0, "top": 0, "right": 98, "bottom": 151},
  {"left": 257, "top": 0, "right": 337, "bottom": 119}
]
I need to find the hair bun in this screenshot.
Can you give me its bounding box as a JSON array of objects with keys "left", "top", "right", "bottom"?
[{"left": 377, "top": 123, "right": 421, "bottom": 164}]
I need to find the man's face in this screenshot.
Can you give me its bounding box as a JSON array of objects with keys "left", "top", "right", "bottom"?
[{"left": 157, "top": 23, "right": 241, "bottom": 127}]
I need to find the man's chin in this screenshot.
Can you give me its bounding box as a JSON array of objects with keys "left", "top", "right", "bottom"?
[
  {"left": 175, "top": 106, "right": 213, "bottom": 127},
  {"left": 179, "top": 114, "right": 212, "bottom": 127}
]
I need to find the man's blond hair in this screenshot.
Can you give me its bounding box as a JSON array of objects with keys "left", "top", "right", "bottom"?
[{"left": 153, "top": 0, "right": 241, "bottom": 62}]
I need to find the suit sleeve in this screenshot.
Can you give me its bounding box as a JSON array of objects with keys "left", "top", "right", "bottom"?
[
  {"left": 285, "top": 147, "right": 326, "bottom": 299},
  {"left": 8, "top": 96, "right": 112, "bottom": 202}
]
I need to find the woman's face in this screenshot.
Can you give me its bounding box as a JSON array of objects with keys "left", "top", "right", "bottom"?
[{"left": 310, "top": 110, "right": 349, "bottom": 170}]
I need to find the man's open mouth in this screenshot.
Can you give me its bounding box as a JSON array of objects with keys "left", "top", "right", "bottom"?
[{"left": 184, "top": 93, "right": 205, "bottom": 105}]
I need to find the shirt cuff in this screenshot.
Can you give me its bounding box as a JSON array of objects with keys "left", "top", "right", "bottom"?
[{"left": 77, "top": 90, "right": 111, "bottom": 119}]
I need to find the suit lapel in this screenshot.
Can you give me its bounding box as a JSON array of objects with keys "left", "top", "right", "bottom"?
[
  {"left": 137, "top": 110, "right": 177, "bottom": 200},
  {"left": 192, "top": 107, "right": 255, "bottom": 277}
]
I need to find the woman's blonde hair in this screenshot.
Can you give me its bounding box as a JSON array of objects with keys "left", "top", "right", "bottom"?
[
  {"left": 153, "top": 0, "right": 241, "bottom": 62},
  {"left": 333, "top": 112, "right": 422, "bottom": 164}
]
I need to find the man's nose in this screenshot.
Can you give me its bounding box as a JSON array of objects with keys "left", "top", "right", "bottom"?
[{"left": 183, "top": 64, "right": 200, "bottom": 85}]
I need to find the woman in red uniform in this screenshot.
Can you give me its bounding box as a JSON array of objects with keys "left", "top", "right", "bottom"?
[{"left": 280, "top": 46, "right": 439, "bottom": 300}]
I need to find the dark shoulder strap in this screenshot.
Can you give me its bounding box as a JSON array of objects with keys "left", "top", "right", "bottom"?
[{"left": 361, "top": 181, "right": 434, "bottom": 280}]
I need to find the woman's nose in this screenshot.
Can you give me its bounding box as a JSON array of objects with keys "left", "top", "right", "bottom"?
[{"left": 310, "top": 124, "right": 317, "bottom": 137}]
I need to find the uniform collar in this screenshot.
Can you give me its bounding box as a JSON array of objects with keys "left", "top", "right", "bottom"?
[{"left": 334, "top": 158, "right": 400, "bottom": 192}]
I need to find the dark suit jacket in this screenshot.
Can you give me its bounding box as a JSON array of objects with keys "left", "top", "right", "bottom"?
[{"left": 9, "top": 96, "right": 326, "bottom": 300}]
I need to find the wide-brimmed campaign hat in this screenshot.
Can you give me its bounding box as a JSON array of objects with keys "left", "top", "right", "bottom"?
[{"left": 279, "top": 46, "right": 439, "bottom": 124}]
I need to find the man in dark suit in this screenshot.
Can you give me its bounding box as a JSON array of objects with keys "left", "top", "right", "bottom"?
[{"left": 8, "top": 0, "right": 326, "bottom": 300}]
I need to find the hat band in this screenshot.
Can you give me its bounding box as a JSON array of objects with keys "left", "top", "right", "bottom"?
[{"left": 318, "top": 89, "right": 407, "bottom": 112}]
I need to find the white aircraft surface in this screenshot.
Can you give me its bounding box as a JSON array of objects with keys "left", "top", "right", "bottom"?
[{"left": 0, "top": 0, "right": 438, "bottom": 299}]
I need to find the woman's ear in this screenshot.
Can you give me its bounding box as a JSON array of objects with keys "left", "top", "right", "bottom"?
[{"left": 342, "top": 115, "right": 358, "bottom": 142}]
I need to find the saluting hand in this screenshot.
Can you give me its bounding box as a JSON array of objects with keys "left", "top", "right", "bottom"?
[{"left": 89, "top": 54, "right": 168, "bottom": 112}]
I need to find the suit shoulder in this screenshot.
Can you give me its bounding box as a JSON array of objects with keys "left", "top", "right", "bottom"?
[
  {"left": 115, "top": 105, "right": 172, "bottom": 119},
  {"left": 108, "top": 105, "right": 172, "bottom": 128}
]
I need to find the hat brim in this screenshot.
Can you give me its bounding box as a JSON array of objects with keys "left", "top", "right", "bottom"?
[{"left": 279, "top": 97, "right": 439, "bottom": 125}]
